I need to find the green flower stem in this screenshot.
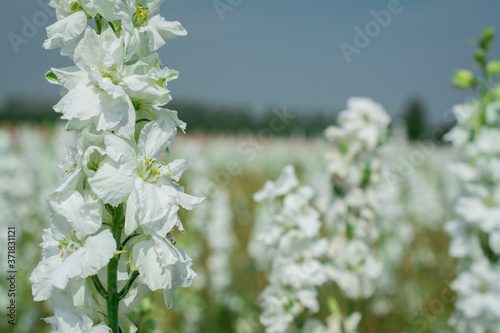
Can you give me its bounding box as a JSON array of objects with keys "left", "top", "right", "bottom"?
[
  {"left": 95, "top": 14, "right": 103, "bottom": 35},
  {"left": 118, "top": 270, "right": 140, "bottom": 300},
  {"left": 107, "top": 203, "right": 124, "bottom": 333},
  {"left": 121, "top": 233, "right": 139, "bottom": 248},
  {"left": 92, "top": 275, "right": 108, "bottom": 299}
]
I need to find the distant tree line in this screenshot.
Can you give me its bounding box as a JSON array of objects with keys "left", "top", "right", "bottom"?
[{"left": 0, "top": 97, "right": 453, "bottom": 141}]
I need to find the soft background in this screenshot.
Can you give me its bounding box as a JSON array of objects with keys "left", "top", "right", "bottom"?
[
  {"left": 1, "top": 0, "right": 500, "bottom": 125},
  {"left": 0, "top": 1, "right": 498, "bottom": 333}
]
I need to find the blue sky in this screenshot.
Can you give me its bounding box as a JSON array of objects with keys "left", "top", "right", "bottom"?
[{"left": 1, "top": 0, "right": 499, "bottom": 125}]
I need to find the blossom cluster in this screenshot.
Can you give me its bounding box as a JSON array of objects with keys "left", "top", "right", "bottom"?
[
  {"left": 446, "top": 82, "right": 500, "bottom": 331},
  {"left": 29, "top": 1, "right": 202, "bottom": 332},
  {"left": 249, "top": 165, "right": 328, "bottom": 333},
  {"left": 323, "top": 98, "right": 390, "bottom": 296},
  {"left": 322, "top": 98, "right": 390, "bottom": 320},
  {"left": 445, "top": 27, "right": 500, "bottom": 332},
  {"left": 446, "top": 99, "right": 500, "bottom": 331}
]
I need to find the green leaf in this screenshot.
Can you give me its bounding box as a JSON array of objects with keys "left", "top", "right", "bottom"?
[
  {"left": 360, "top": 162, "right": 372, "bottom": 188},
  {"left": 339, "top": 141, "right": 349, "bottom": 154},
  {"left": 45, "top": 71, "right": 58, "bottom": 83},
  {"left": 346, "top": 220, "right": 355, "bottom": 240}
]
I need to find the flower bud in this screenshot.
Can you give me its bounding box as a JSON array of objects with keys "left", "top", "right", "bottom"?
[
  {"left": 487, "top": 61, "right": 500, "bottom": 77},
  {"left": 475, "top": 49, "right": 486, "bottom": 66},
  {"left": 479, "top": 27, "right": 495, "bottom": 50},
  {"left": 451, "top": 70, "right": 476, "bottom": 90}
]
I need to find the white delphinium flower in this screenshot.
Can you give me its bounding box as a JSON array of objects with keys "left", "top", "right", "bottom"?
[
  {"left": 32, "top": 1, "right": 199, "bottom": 332},
  {"left": 44, "top": 259, "right": 150, "bottom": 333},
  {"left": 449, "top": 261, "right": 500, "bottom": 332},
  {"left": 132, "top": 233, "right": 196, "bottom": 309},
  {"left": 115, "top": 0, "right": 187, "bottom": 57},
  {"left": 31, "top": 192, "right": 115, "bottom": 301},
  {"left": 43, "top": 0, "right": 90, "bottom": 50},
  {"left": 322, "top": 98, "right": 389, "bottom": 299},
  {"left": 249, "top": 165, "right": 300, "bottom": 269},
  {"left": 89, "top": 118, "right": 202, "bottom": 235},
  {"left": 46, "top": 27, "right": 179, "bottom": 137},
  {"left": 258, "top": 284, "right": 320, "bottom": 333},
  {"left": 326, "top": 238, "right": 382, "bottom": 299},
  {"left": 445, "top": 28, "right": 500, "bottom": 332},
  {"left": 320, "top": 98, "right": 390, "bottom": 327},
  {"left": 44, "top": 0, "right": 187, "bottom": 58},
  {"left": 44, "top": 314, "right": 111, "bottom": 333},
  {"left": 446, "top": 108, "right": 500, "bottom": 331},
  {"left": 250, "top": 165, "right": 327, "bottom": 333}
]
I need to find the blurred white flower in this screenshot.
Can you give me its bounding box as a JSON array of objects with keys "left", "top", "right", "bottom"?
[{"left": 31, "top": 192, "right": 115, "bottom": 301}]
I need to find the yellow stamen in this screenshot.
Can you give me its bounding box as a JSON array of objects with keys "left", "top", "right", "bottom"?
[
  {"left": 70, "top": 2, "right": 80, "bottom": 12},
  {"left": 134, "top": 5, "right": 149, "bottom": 25}
]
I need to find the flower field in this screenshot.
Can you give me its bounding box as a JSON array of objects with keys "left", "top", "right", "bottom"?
[
  {"left": 0, "top": 120, "right": 468, "bottom": 332},
  {"left": 1, "top": 1, "right": 500, "bottom": 333}
]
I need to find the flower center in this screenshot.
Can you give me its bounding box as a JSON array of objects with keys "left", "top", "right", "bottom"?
[
  {"left": 57, "top": 232, "right": 81, "bottom": 258},
  {"left": 138, "top": 157, "right": 164, "bottom": 183},
  {"left": 166, "top": 232, "right": 177, "bottom": 245},
  {"left": 133, "top": 5, "right": 149, "bottom": 26},
  {"left": 65, "top": 161, "right": 77, "bottom": 173},
  {"left": 100, "top": 64, "right": 121, "bottom": 84},
  {"left": 90, "top": 65, "right": 121, "bottom": 85},
  {"left": 70, "top": 1, "right": 80, "bottom": 12}
]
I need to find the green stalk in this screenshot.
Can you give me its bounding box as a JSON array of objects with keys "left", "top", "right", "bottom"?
[
  {"left": 92, "top": 275, "right": 108, "bottom": 299},
  {"left": 107, "top": 203, "right": 124, "bottom": 333},
  {"left": 118, "top": 270, "right": 140, "bottom": 300},
  {"left": 95, "top": 14, "right": 103, "bottom": 35}
]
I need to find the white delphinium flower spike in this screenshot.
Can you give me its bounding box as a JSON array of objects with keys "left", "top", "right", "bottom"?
[
  {"left": 33, "top": 1, "right": 199, "bottom": 331},
  {"left": 322, "top": 98, "right": 390, "bottom": 324},
  {"left": 445, "top": 27, "right": 500, "bottom": 332},
  {"left": 250, "top": 165, "right": 327, "bottom": 333},
  {"left": 323, "top": 97, "right": 389, "bottom": 297}
]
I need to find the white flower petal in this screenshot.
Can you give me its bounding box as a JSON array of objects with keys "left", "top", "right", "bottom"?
[
  {"left": 90, "top": 162, "right": 134, "bottom": 206},
  {"left": 54, "top": 85, "right": 102, "bottom": 122},
  {"left": 138, "top": 118, "right": 176, "bottom": 159},
  {"left": 44, "top": 11, "right": 88, "bottom": 49}
]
